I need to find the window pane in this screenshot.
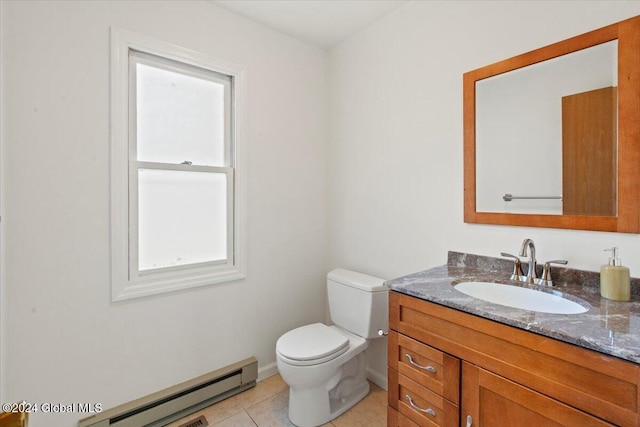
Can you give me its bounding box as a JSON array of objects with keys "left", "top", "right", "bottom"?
[
  {"left": 138, "top": 169, "right": 228, "bottom": 271},
  {"left": 136, "top": 63, "right": 226, "bottom": 166}
]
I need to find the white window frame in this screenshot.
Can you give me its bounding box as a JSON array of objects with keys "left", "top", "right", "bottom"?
[{"left": 110, "top": 27, "right": 246, "bottom": 301}]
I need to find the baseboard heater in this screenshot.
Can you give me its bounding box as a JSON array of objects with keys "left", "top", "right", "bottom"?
[{"left": 79, "top": 357, "right": 257, "bottom": 427}]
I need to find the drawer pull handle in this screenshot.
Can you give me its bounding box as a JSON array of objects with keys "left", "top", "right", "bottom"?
[
  {"left": 466, "top": 415, "right": 473, "bottom": 426},
  {"left": 405, "top": 394, "right": 436, "bottom": 416},
  {"left": 405, "top": 353, "right": 437, "bottom": 373}
]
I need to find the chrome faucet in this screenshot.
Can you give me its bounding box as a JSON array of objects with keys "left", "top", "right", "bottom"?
[
  {"left": 501, "top": 252, "right": 525, "bottom": 281},
  {"left": 537, "top": 260, "right": 568, "bottom": 286},
  {"left": 519, "top": 238, "right": 537, "bottom": 284}
]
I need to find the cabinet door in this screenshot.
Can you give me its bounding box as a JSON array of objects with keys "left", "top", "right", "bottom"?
[{"left": 461, "top": 362, "right": 614, "bottom": 427}]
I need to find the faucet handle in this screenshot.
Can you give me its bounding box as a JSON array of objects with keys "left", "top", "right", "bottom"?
[
  {"left": 537, "top": 260, "right": 568, "bottom": 287},
  {"left": 501, "top": 252, "right": 525, "bottom": 281}
]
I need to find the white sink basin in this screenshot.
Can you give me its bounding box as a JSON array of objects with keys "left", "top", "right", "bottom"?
[{"left": 454, "top": 281, "right": 589, "bottom": 314}]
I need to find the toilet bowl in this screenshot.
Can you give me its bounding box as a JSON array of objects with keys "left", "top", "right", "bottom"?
[{"left": 276, "top": 269, "right": 388, "bottom": 427}]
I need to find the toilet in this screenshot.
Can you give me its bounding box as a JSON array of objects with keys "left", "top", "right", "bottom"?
[{"left": 276, "top": 269, "right": 388, "bottom": 427}]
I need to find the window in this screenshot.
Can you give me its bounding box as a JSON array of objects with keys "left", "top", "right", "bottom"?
[{"left": 111, "top": 28, "right": 245, "bottom": 301}]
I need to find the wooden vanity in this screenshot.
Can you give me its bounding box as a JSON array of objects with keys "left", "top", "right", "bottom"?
[{"left": 386, "top": 291, "right": 640, "bottom": 426}]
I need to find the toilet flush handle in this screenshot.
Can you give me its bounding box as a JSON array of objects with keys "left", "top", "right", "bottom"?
[{"left": 377, "top": 329, "right": 388, "bottom": 336}]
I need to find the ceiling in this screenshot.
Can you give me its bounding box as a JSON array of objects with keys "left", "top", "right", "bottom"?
[{"left": 210, "top": 0, "right": 408, "bottom": 49}]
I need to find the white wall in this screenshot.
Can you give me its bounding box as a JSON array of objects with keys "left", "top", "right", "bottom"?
[
  {"left": 327, "top": 0, "right": 640, "bottom": 311},
  {"left": 0, "top": 1, "right": 327, "bottom": 426},
  {"left": 328, "top": 1, "right": 640, "bottom": 384}
]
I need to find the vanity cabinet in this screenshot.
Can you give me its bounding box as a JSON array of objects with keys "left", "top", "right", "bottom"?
[{"left": 387, "top": 291, "right": 640, "bottom": 426}]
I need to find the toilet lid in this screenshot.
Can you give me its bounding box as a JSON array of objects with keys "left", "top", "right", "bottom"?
[{"left": 276, "top": 323, "right": 349, "bottom": 362}]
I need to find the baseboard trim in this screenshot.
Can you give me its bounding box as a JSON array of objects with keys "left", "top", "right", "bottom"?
[
  {"left": 258, "top": 361, "right": 279, "bottom": 382},
  {"left": 367, "top": 367, "right": 388, "bottom": 391}
]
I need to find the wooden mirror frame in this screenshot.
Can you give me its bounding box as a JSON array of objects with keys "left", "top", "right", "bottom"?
[{"left": 464, "top": 15, "right": 640, "bottom": 233}]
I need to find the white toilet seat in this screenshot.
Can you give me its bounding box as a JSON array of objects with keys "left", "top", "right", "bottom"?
[{"left": 276, "top": 323, "right": 349, "bottom": 366}]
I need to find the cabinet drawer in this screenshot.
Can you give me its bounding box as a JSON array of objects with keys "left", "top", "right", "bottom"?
[
  {"left": 389, "top": 330, "right": 460, "bottom": 404},
  {"left": 389, "top": 368, "right": 459, "bottom": 427},
  {"left": 388, "top": 406, "right": 420, "bottom": 427}
]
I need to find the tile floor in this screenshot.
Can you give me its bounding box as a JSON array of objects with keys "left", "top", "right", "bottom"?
[{"left": 166, "top": 374, "right": 387, "bottom": 427}]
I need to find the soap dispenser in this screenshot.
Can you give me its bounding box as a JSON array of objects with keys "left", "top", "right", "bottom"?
[{"left": 600, "top": 247, "right": 630, "bottom": 301}]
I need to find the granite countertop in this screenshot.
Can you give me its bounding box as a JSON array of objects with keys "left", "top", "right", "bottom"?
[{"left": 384, "top": 251, "right": 640, "bottom": 364}]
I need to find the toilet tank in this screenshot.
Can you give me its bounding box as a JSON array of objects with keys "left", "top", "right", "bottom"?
[{"left": 327, "top": 269, "right": 388, "bottom": 339}]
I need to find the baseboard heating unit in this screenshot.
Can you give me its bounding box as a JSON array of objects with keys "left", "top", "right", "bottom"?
[{"left": 78, "top": 357, "right": 258, "bottom": 427}]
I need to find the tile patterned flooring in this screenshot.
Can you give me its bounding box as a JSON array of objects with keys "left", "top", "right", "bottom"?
[{"left": 166, "top": 374, "right": 387, "bottom": 427}]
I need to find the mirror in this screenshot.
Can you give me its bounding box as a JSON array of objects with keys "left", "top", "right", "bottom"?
[
  {"left": 476, "top": 41, "right": 617, "bottom": 216},
  {"left": 464, "top": 15, "right": 640, "bottom": 232}
]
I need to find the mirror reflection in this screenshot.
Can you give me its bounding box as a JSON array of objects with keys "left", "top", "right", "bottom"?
[{"left": 475, "top": 41, "right": 617, "bottom": 216}]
